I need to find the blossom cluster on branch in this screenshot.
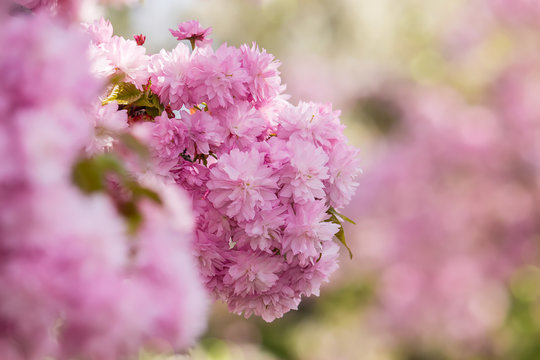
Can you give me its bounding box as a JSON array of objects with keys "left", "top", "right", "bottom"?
[
  {"left": 0, "top": 3, "right": 360, "bottom": 359},
  {"left": 85, "top": 17, "right": 360, "bottom": 322},
  {"left": 0, "top": 13, "right": 208, "bottom": 360}
]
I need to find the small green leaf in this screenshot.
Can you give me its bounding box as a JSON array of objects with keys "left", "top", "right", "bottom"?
[
  {"left": 72, "top": 158, "right": 104, "bottom": 193},
  {"left": 118, "top": 201, "right": 143, "bottom": 235},
  {"left": 128, "top": 183, "right": 162, "bottom": 205},
  {"left": 327, "top": 212, "right": 353, "bottom": 259},
  {"left": 334, "top": 224, "right": 353, "bottom": 259},
  {"left": 71, "top": 154, "right": 164, "bottom": 235},
  {"left": 108, "top": 72, "right": 126, "bottom": 86},
  {"left": 131, "top": 91, "right": 165, "bottom": 117},
  {"left": 118, "top": 133, "right": 150, "bottom": 160},
  {"left": 151, "top": 93, "right": 164, "bottom": 111},
  {"left": 102, "top": 82, "right": 142, "bottom": 105},
  {"left": 132, "top": 96, "right": 154, "bottom": 108},
  {"left": 146, "top": 106, "right": 161, "bottom": 117},
  {"left": 328, "top": 207, "right": 356, "bottom": 225},
  {"left": 93, "top": 154, "right": 126, "bottom": 175},
  {"left": 72, "top": 155, "right": 126, "bottom": 193}
]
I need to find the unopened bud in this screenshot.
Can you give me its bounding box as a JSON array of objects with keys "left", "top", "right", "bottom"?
[{"left": 134, "top": 34, "right": 146, "bottom": 46}]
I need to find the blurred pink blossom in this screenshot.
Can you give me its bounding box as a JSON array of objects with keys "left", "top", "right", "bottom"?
[{"left": 348, "top": 84, "right": 539, "bottom": 346}]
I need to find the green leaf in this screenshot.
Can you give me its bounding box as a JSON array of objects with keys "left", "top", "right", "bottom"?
[
  {"left": 131, "top": 91, "right": 165, "bottom": 118},
  {"left": 128, "top": 183, "right": 162, "bottom": 205},
  {"left": 132, "top": 96, "right": 154, "bottom": 108},
  {"left": 108, "top": 72, "right": 126, "bottom": 86},
  {"left": 145, "top": 106, "right": 161, "bottom": 117},
  {"left": 327, "top": 212, "right": 353, "bottom": 259},
  {"left": 151, "top": 93, "right": 164, "bottom": 110},
  {"left": 102, "top": 82, "right": 142, "bottom": 105},
  {"left": 72, "top": 154, "right": 163, "bottom": 235},
  {"left": 334, "top": 224, "right": 353, "bottom": 259},
  {"left": 118, "top": 201, "right": 143, "bottom": 235},
  {"left": 328, "top": 207, "right": 356, "bottom": 224},
  {"left": 118, "top": 133, "right": 150, "bottom": 160},
  {"left": 72, "top": 155, "right": 126, "bottom": 193},
  {"left": 72, "top": 158, "right": 105, "bottom": 193}
]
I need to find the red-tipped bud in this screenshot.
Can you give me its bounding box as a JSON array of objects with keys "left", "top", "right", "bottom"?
[{"left": 134, "top": 34, "right": 146, "bottom": 46}]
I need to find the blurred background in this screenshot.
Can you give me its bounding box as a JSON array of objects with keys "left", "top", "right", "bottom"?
[{"left": 97, "top": 0, "right": 540, "bottom": 359}]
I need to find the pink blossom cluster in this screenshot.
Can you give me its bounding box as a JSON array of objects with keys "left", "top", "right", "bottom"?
[
  {"left": 488, "top": 0, "right": 540, "bottom": 26},
  {"left": 86, "top": 19, "right": 360, "bottom": 321},
  {"left": 11, "top": 0, "right": 136, "bottom": 19},
  {"left": 347, "top": 83, "right": 540, "bottom": 346},
  {"left": 0, "top": 3, "right": 359, "bottom": 357},
  {"left": 0, "top": 12, "right": 207, "bottom": 360}
]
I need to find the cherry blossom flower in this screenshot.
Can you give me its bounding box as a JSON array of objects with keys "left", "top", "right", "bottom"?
[
  {"left": 279, "top": 139, "right": 330, "bottom": 204},
  {"left": 149, "top": 43, "right": 192, "bottom": 110},
  {"left": 240, "top": 42, "right": 283, "bottom": 104},
  {"left": 187, "top": 44, "right": 250, "bottom": 109},
  {"left": 207, "top": 148, "right": 279, "bottom": 221},
  {"left": 282, "top": 200, "right": 340, "bottom": 266},
  {"left": 170, "top": 20, "right": 212, "bottom": 48}
]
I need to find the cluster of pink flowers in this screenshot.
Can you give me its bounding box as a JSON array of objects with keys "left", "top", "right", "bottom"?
[
  {"left": 347, "top": 82, "right": 540, "bottom": 347},
  {"left": 85, "top": 18, "right": 360, "bottom": 321},
  {"left": 0, "top": 11, "right": 208, "bottom": 360},
  {"left": 0, "top": 3, "right": 359, "bottom": 359},
  {"left": 488, "top": 0, "right": 540, "bottom": 26},
  {"left": 11, "top": 0, "right": 135, "bottom": 19}
]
